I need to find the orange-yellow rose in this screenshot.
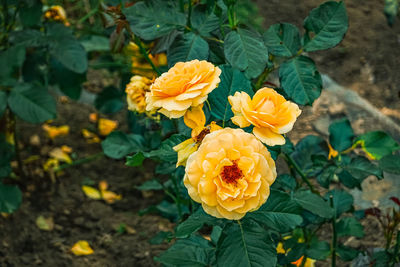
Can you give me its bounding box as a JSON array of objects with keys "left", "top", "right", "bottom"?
[
  {"left": 126, "top": 75, "right": 153, "bottom": 114},
  {"left": 146, "top": 60, "right": 221, "bottom": 118},
  {"left": 229, "top": 88, "right": 301, "bottom": 146},
  {"left": 183, "top": 128, "right": 276, "bottom": 220},
  {"left": 44, "top": 5, "right": 70, "bottom": 26}
]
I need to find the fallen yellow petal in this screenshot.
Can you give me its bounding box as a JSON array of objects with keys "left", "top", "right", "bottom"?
[
  {"left": 98, "top": 118, "right": 118, "bottom": 136},
  {"left": 82, "top": 129, "right": 101, "bottom": 143},
  {"left": 61, "top": 145, "right": 73, "bottom": 154},
  {"left": 82, "top": 185, "right": 102, "bottom": 200},
  {"left": 101, "top": 190, "right": 122, "bottom": 204},
  {"left": 42, "top": 124, "right": 69, "bottom": 139},
  {"left": 43, "top": 158, "right": 59, "bottom": 171},
  {"left": 98, "top": 180, "right": 108, "bottom": 191},
  {"left": 71, "top": 240, "right": 94, "bottom": 256},
  {"left": 49, "top": 148, "right": 72, "bottom": 164},
  {"left": 89, "top": 113, "right": 98, "bottom": 123}
]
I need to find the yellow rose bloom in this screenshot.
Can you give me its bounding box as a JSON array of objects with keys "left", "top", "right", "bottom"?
[
  {"left": 183, "top": 128, "right": 276, "bottom": 220},
  {"left": 146, "top": 60, "right": 221, "bottom": 118},
  {"left": 277, "top": 241, "right": 316, "bottom": 267},
  {"left": 44, "top": 5, "right": 70, "bottom": 26},
  {"left": 126, "top": 75, "right": 153, "bottom": 114},
  {"left": 229, "top": 88, "right": 301, "bottom": 146}
]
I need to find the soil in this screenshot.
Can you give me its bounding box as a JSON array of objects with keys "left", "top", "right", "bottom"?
[{"left": 1, "top": 1, "right": 399, "bottom": 266}]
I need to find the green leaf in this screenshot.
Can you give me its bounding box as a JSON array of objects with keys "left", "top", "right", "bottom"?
[
  {"left": 0, "top": 45, "right": 26, "bottom": 86},
  {"left": 379, "top": 154, "right": 400, "bottom": 174},
  {"left": 345, "top": 156, "right": 383, "bottom": 180},
  {"left": 272, "top": 174, "right": 297, "bottom": 191},
  {"left": 329, "top": 118, "right": 354, "bottom": 152},
  {"left": 156, "top": 235, "right": 214, "bottom": 267},
  {"left": 9, "top": 29, "right": 45, "bottom": 47},
  {"left": 337, "top": 245, "right": 359, "bottom": 261},
  {"left": 306, "top": 237, "right": 330, "bottom": 260},
  {"left": 0, "top": 91, "right": 7, "bottom": 118},
  {"left": 217, "top": 220, "right": 277, "bottom": 267},
  {"left": 176, "top": 208, "right": 220, "bottom": 238},
  {"left": 294, "top": 190, "right": 333, "bottom": 219},
  {"left": 95, "top": 86, "right": 124, "bottom": 114},
  {"left": 50, "top": 59, "right": 86, "bottom": 100},
  {"left": 0, "top": 183, "right": 22, "bottom": 213},
  {"left": 126, "top": 152, "right": 145, "bottom": 167},
  {"left": 208, "top": 65, "right": 252, "bottom": 121},
  {"left": 291, "top": 135, "right": 328, "bottom": 172},
  {"left": 248, "top": 189, "right": 302, "bottom": 232},
  {"left": 263, "top": 23, "right": 301, "bottom": 57},
  {"left": 80, "top": 35, "right": 110, "bottom": 52},
  {"left": 144, "top": 134, "right": 187, "bottom": 162},
  {"left": 356, "top": 131, "right": 400, "bottom": 160},
  {"left": 191, "top": 5, "right": 220, "bottom": 36},
  {"left": 8, "top": 83, "right": 56, "bottom": 124},
  {"left": 125, "top": 0, "right": 186, "bottom": 41},
  {"left": 279, "top": 55, "right": 322, "bottom": 105},
  {"left": 337, "top": 217, "right": 364, "bottom": 238},
  {"left": 303, "top": 1, "right": 348, "bottom": 52},
  {"left": 372, "top": 250, "right": 390, "bottom": 267},
  {"left": 324, "top": 189, "right": 353, "bottom": 217},
  {"left": 167, "top": 32, "right": 210, "bottom": 68},
  {"left": 101, "top": 131, "right": 145, "bottom": 159},
  {"left": 317, "top": 165, "right": 336, "bottom": 188},
  {"left": 337, "top": 169, "right": 360, "bottom": 189},
  {"left": 136, "top": 179, "right": 163, "bottom": 191},
  {"left": 50, "top": 38, "right": 88, "bottom": 74},
  {"left": 19, "top": 0, "right": 42, "bottom": 27},
  {"left": 384, "top": 0, "right": 399, "bottom": 26},
  {"left": 224, "top": 28, "right": 268, "bottom": 78}
]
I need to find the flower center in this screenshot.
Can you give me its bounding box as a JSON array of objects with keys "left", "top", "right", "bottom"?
[
  {"left": 221, "top": 161, "right": 243, "bottom": 184},
  {"left": 195, "top": 128, "right": 211, "bottom": 143}
]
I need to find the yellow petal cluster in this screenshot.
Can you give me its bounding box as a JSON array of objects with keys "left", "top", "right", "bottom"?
[
  {"left": 146, "top": 60, "right": 221, "bottom": 118},
  {"left": 229, "top": 88, "right": 301, "bottom": 146},
  {"left": 125, "top": 75, "right": 153, "bottom": 114},
  {"left": 183, "top": 128, "right": 276, "bottom": 220},
  {"left": 127, "top": 42, "right": 167, "bottom": 78},
  {"left": 44, "top": 5, "right": 70, "bottom": 26}
]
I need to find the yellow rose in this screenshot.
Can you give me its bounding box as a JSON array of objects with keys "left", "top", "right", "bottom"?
[
  {"left": 44, "top": 6, "right": 69, "bottom": 26},
  {"left": 229, "top": 88, "right": 301, "bottom": 146},
  {"left": 125, "top": 75, "right": 153, "bottom": 114},
  {"left": 183, "top": 128, "right": 276, "bottom": 220},
  {"left": 146, "top": 60, "right": 221, "bottom": 118}
]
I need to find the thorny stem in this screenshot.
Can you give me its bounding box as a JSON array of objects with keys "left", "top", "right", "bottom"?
[
  {"left": 284, "top": 153, "right": 319, "bottom": 195},
  {"left": 330, "top": 196, "right": 337, "bottom": 267}
]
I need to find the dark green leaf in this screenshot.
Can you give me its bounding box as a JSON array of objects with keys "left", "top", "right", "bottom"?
[
  {"left": 167, "top": 32, "right": 209, "bottom": 68},
  {"left": 291, "top": 135, "right": 328, "bottom": 172},
  {"left": 50, "top": 39, "right": 88, "bottom": 74},
  {"left": 8, "top": 83, "right": 56, "bottom": 123},
  {"left": 95, "top": 86, "right": 124, "bottom": 114},
  {"left": 317, "top": 165, "right": 336, "bottom": 188},
  {"left": 224, "top": 28, "right": 268, "bottom": 78},
  {"left": 356, "top": 131, "right": 400, "bottom": 160},
  {"left": 217, "top": 220, "right": 277, "bottom": 267},
  {"left": 176, "top": 208, "right": 220, "bottom": 238},
  {"left": 279, "top": 55, "right": 322, "bottom": 105},
  {"left": 144, "top": 134, "right": 187, "bottom": 162},
  {"left": 324, "top": 189, "right": 353, "bottom": 217},
  {"left": 272, "top": 174, "right": 297, "bottom": 191},
  {"left": 345, "top": 156, "right": 383, "bottom": 180},
  {"left": 337, "top": 217, "right": 364, "bottom": 238},
  {"left": 125, "top": 0, "right": 186, "bottom": 40},
  {"left": 126, "top": 152, "right": 145, "bottom": 167},
  {"left": 248, "top": 189, "right": 303, "bottom": 232},
  {"left": 156, "top": 235, "right": 214, "bottom": 267},
  {"left": 208, "top": 65, "right": 252, "bottom": 121},
  {"left": 0, "top": 183, "right": 22, "bottom": 213},
  {"left": 372, "top": 250, "right": 390, "bottom": 267},
  {"left": 303, "top": 1, "right": 348, "bottom": 52},
  {"left": 50, "top": 59, "right": 86, "bottom": 100},
  {"left": 379, "top": 154, "right": 400, "bottom": 174},
  {"left": 0, "top": 91, "right": 7, "bottom": 118},
  {"left": 9, "top": 29, "right": 44, "bottom": 47},
  {"left": 294, "top": 190, "right": 333, "bottom": 219},
  {"left": 263, "top": 23, "right": 301, "bottom": 57},
  {"left": 329, "top": 118, "right": 354, "bottom": 152},
  {"left": 337, "top": 169, "right": 360, "bottom": 189},
  {"left": 101, "top": 131, "right": 145, "bottom": 159},
  {"left": 136, "top": 179, "right": 163, "bottom": 191},
  {"left": 191, "top": 5, "right": 220, "bottom": 36},
  {"left": 0, "top": 45, "right": 26, "bottom": 86},
  {"left": 337, "top": 245, "right": 359, "bottom": 261},
  {"left": 306, "top": 237, "right": 330, "bottom": 260},
  {"left": 19, "top": 0, "right": 42, "bottom": 27},
  {"left": 80, "top": 35, "right": 110, "bottom": 52},
  {"left": 0, "top": 135, "right": 13, "bottom": 179}
]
